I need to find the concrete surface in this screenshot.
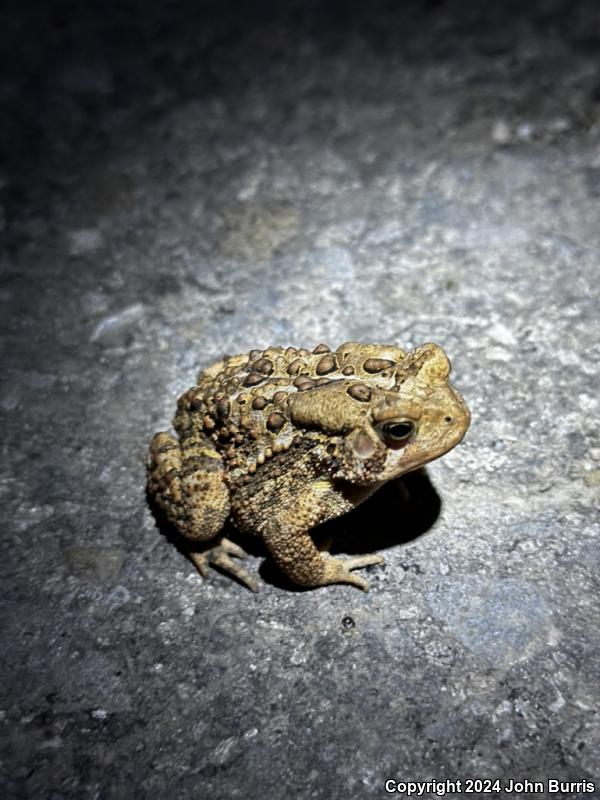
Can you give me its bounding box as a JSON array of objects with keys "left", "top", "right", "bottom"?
[{"left": 1, "top": 1, "right": 599, "bottom": 798}]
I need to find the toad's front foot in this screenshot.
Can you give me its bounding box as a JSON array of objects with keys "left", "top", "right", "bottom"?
[
  {"left": 189, "top": 537, "right": 258, "bottom": 593},
  {"left": 321, "top": 554, "right": 385, "bottom": 591},
  {"left": 263, "top": 523, "right": 385, "bottom": 591}
]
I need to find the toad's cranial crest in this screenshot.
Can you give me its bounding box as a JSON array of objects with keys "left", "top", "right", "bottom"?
[{"left": 147, "top": 341, "right": 471, "bottom": 592}]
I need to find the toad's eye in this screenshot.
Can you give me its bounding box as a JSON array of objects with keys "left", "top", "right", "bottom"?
[{"left": 375, "top": 420, "right": 416, "bottom": 447}]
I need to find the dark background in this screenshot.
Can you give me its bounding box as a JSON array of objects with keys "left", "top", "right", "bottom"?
[{"left": 1, "top": 2, "right": 599, "bottom": 798}]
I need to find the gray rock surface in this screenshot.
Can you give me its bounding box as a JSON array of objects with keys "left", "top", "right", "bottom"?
[{"left": 1, "top": 1, "right": 599, "bottom": 798}]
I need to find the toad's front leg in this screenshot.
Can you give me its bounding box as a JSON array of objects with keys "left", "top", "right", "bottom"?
[
  {"left": 232, "top": 473, "right": 384, "bottom": 590},
  {"left": 262, "top": 522, "right": 384, "bottom": 591}
]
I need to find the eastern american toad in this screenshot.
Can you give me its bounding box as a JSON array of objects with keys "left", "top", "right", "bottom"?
[{"left": 148, "top": 342, "right": 470, "bottom": 591}]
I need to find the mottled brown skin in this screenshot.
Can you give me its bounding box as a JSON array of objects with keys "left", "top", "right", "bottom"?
[{"left": 147, "top": 342, "right": 471, "bottom": 591}]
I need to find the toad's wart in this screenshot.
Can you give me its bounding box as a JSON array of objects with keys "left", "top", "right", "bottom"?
[{"left": 148, "top": 342, "right": 470, "bottom": 591}]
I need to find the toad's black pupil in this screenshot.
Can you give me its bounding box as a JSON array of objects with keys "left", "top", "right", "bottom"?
[{"left": 386, "top": 422, "right": 413, "bottom": 439}]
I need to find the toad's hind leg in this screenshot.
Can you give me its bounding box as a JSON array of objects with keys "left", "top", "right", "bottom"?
[{"left": 147, "top": 431, "right": 257, "bottom": 591}]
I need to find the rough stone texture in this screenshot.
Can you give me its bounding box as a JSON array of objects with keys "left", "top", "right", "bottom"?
[{"left": 1, "top": 1, "right": 599, "bottom": 798}]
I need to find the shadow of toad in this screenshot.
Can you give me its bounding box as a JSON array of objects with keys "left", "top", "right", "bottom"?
[{"left": 259, "top": 467, "right": 441, "bottom": 590}]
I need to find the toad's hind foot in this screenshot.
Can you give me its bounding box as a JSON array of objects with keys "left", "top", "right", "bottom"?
[{"left": 189, "top": 537, "right": 258, "bottom": 593}]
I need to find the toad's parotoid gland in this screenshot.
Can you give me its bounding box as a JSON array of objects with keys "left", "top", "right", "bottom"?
[{"left": 148, "top": 341, "right": 470, "bottom": 591}]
